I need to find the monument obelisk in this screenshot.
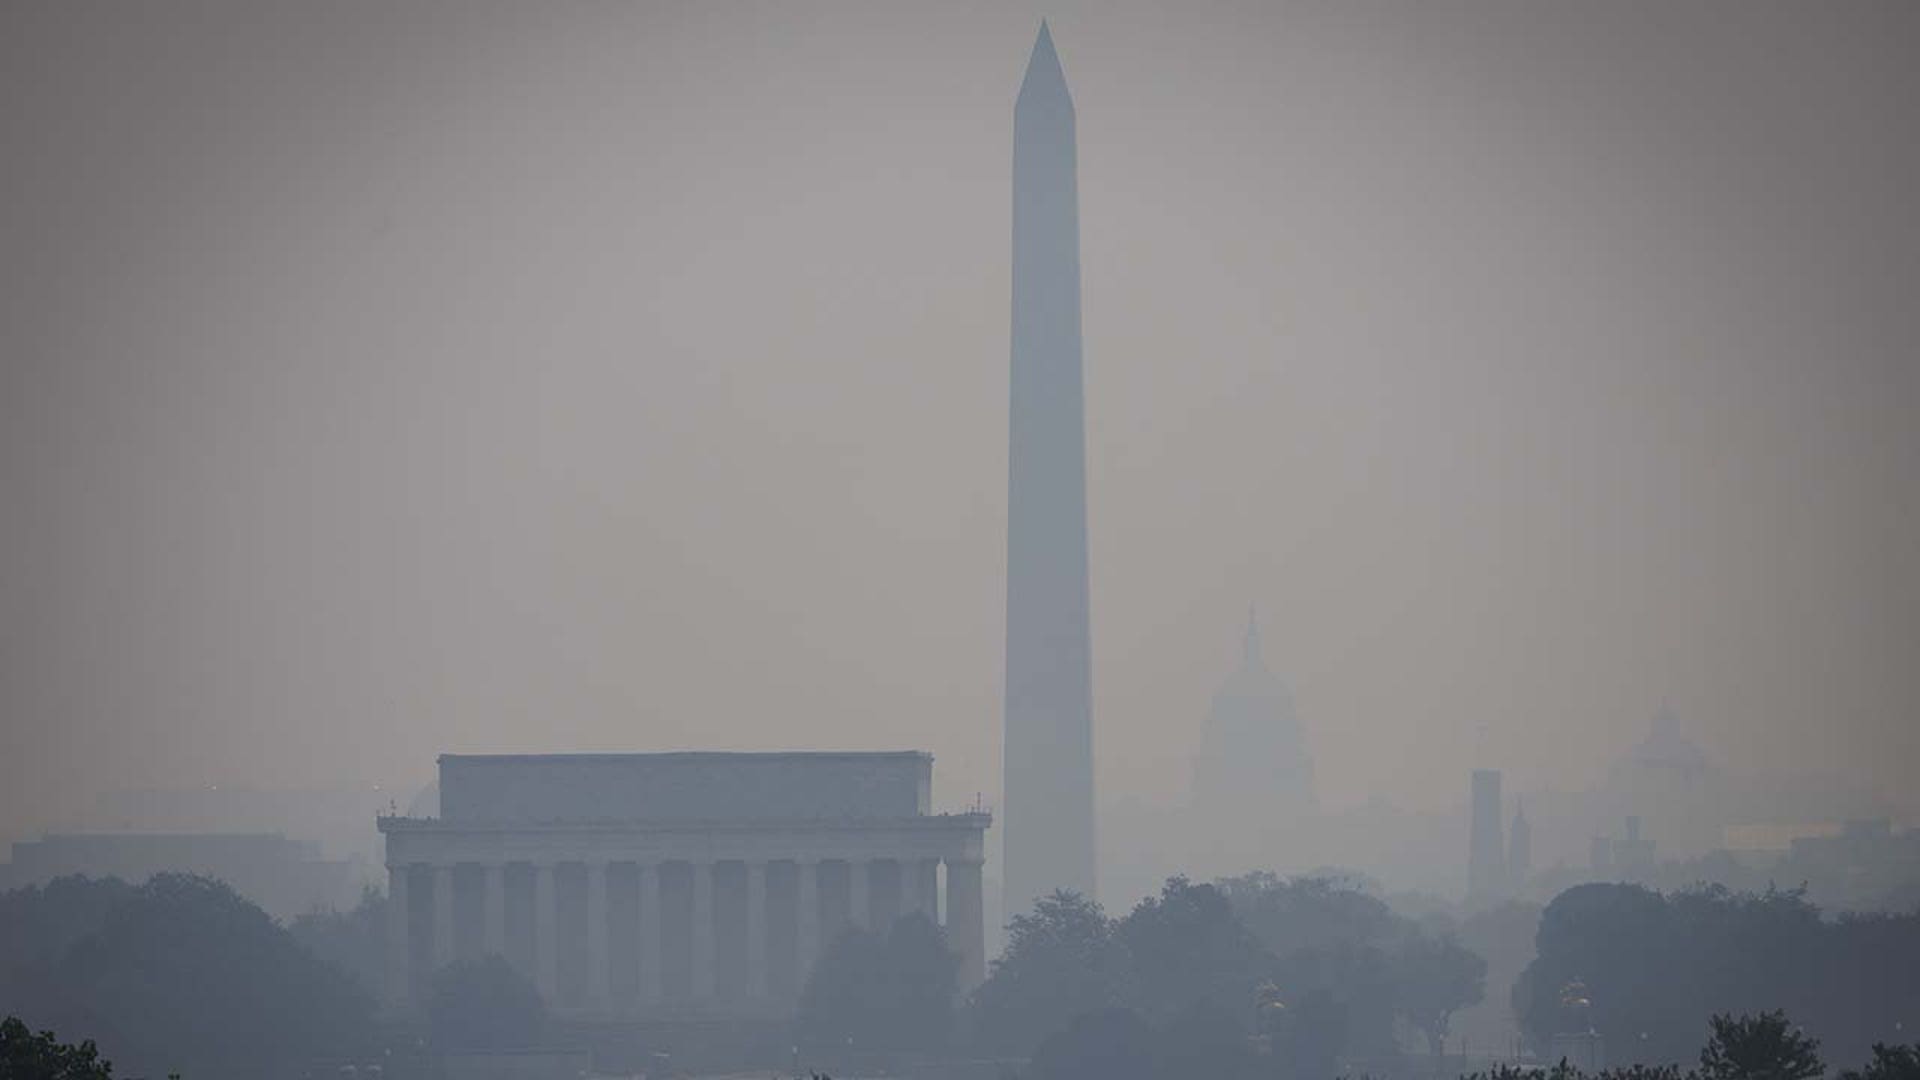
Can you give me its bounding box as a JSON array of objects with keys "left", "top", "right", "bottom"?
[{"left": 1003, "top": 21, "right": 1095, "bottom": 913}]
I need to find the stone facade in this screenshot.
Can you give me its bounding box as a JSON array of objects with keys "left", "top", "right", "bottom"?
[{"left": 378, "top": 752, "right": 989, "bottom": 1019}]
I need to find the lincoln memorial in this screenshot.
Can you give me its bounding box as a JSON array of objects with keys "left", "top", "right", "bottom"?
[{"left": 377, "top": 751, "right": 990, "bottom": 1019}]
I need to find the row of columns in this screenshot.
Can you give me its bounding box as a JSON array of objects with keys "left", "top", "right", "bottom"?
[{"left": 387, "top": 856, "right": 985, "bottom": 1013}]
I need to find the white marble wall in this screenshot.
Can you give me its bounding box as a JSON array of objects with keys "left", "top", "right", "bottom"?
[{"left": 381, "top": 817, "right": 988, "bottom": 1017}]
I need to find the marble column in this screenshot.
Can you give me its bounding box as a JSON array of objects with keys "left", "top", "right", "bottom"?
[
  {"left": 899, "top": 856, "right": 924, "bottom": 921},
  {"left": 946, "top": 857, "right": 986, "bottom": 990},
  {"left": 432, "top": 864, "right": 455, "bottom": 970},
  {"left": 848, "top": 859, "right": 870, "bottom": 931},
  {"left": 639, "top": 862, "right": 662, "bottom": 1005},
  {"left": 691, "top": 861, "right": 715, "bottom": 1001},
  {"left": 586, "top": 861, "right": 609, "bottom": 1011},
  {"left": 745, "top": 861, "right": 768, "bottom": 999},
  {"left": 483, "top": 863, "right": 507, "bottom": 958},
  {"left": 919, "top": 858, "right": 941, "bottom": 921},
  {"left": 386, "top": 863, "right": 411, "bottom": 1006},
  {"left": 534, "top": 863, "right": 559, "bottom": 1003},
  {"left": 796, "top": 859, "right": 821, "bottom": 987}
]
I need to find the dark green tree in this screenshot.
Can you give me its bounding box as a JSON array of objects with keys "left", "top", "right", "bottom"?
[
  {"left": 1217, "top": 872, "right": 1401, "bottom": 959},
  {"left": 289, "top": 886, "right": 386, "bottom": 996},
  {"left": 798, "top": 913, "right": 957, "bottom": 1054},
  {"left": 0, "top": 878, "right": 135, "bottom": 992},
  {"left": 1699, "top": 1011, "right": 1824, "bottom": 1080},
  {"left": 1271, "top": 987, "right": 1348, "bottom": 1080},
  {"left": 1115, "top": 877, "right": 1270, "bottom": 1024},
  {"left": 877, "top": 912, "right": 959, "bottom": 1051},
  {"left": 1516, "top": 882, "right": 1918, "bottom": 1067},
  {"left": 967, "top": 890, "right": 1132, "bottom": 1055},
  {"left": 1392, "top": 931, "right": 1487, "bottom": 1055},
  {"left": 1515, "top": 883, "right": 1679, "bottom": 1059},
  {"left": 1, "top": 873, "right": 375, "bottom": 1080},
  {"left": 1837, "top": 1044, "right": 1920, "bottom": 1080},
  {"left": 799, "top": 927, "right": 888, "bottom": 1049},
  {"left": 1028, "top": 1007, "right": 1158, "bottom": 1080},
  {"left": 1153, "top": 999, "right": 1263, "bottom": 1080},
  {"left": 0, "top": 1016, "right": 115, "bottom": 1080},
  {"left": 427, "top": 954, "right": 546, "bottom": 1050},
  {"left": 1270, "top": 937, "right": 1400, "bottom": 1060}
]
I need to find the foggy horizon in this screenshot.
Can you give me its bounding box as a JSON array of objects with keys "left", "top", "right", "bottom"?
[{"left": 5, "top": 0, "right": 1918, "bottom": 882}]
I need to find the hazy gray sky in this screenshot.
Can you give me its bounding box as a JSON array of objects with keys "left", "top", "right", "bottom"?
[{"left": 3, "top": 0, "right": 1917, "bottom": 848}]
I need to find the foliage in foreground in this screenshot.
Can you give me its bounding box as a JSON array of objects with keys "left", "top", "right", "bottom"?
[
  {"left": 0, "top": 1016, "right": 115, "bottom": 1080},
  {"left": 1453, "top": 1012, "right": 1920, "bottom": 1080}
]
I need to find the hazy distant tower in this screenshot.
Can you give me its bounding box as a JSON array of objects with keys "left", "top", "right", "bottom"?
[
  {"left": 1507, "top": 801, "right": 1532, "bottom": 891},
  {"left": 1003, "top": 22, "right": 1096, "bottom": 913},
  {"left": 1467, "top": 768, "right": 1507, "bottom": 900}
]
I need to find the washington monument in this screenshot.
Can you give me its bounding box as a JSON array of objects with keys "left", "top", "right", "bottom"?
[{"left": 1003, "top": 22, "right": 1096, "bottom": 913}]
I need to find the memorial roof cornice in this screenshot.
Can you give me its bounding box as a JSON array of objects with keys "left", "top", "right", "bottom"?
[
  {"left": 377, "top": 811, "right": 990, "bottom": 833},
  {"left": 435, "top": 750, "right": 933, "bottom": 764}
]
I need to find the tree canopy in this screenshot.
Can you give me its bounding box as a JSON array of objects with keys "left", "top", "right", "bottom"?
[
  {"left": 0, "top": 1016, "right": 115, "bottom": 1080},
  {"left": 287, "top": 885, "right": 386, "bottom": 997},
  {"left": 1515, "top": 883, "right": 1920, "bottom": 1069},
  {"left": 972, "top": 873, "right": 1489, "bottom": 1068},
  {"left": 968, "top": 890, "right": 1134, "bottom": 1055},
  {"left": 1837, "top": 1043, "right": 1920, "bottom": 1080},
  {"left": 1116, "top": 877, "right": 1271, "bottom": 1023},
  {"left": 797, "top": 912, "right": 958, "bottom": 1053},
  {"left": 0, "top": 873, "right": 376, "bottom": 1080},
  {"left": 427, "top": 954, "right": 546, "bottom": 1050},
  {"left": 1698, "top": 1010, "right": 1825, "bottom": 1080},
  {"left": 1395, "top": 932, "right": 1490, "bottom": 1056}
]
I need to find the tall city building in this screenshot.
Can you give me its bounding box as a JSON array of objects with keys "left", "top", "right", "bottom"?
[
  {"left": 1003, "top": 22, "right": 1096, "bottom": 914},
  {"left": 1468, "top": 768, "right": 1507, "bottom": 900}
]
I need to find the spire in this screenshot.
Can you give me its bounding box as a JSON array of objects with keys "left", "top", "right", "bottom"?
[
  {"left": 1243, "top": 604, "right": 1262, "bottom": 668},
  {"left": 1018, "top": 20, "right": 1071, "bottom": 106}
]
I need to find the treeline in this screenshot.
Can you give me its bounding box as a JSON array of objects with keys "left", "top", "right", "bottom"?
[
  {"left": 974, "top": 874, "right": 1485, "bottom": 1078},
  {"left": 7, "top": 870, "right": 1919, "bottom": 1080},
  {"left": 792, "top": 872, "right": 1487, "bottom": 1077},
  {"left": 1516, "top": 883, "right": 1920, "bottom": 1068},
  {"left": 797, "top": 872, "right": 1920, "bottom": 1079},
  {"left": 0, "top": 874, "right": 375, "bottom": 1080}
]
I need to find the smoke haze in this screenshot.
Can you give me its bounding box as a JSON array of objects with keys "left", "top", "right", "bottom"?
[{"left": 3, "top": 0, "right": 1917, "bottom": 879}]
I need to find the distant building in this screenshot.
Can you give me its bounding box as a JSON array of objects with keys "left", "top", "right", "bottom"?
[
  {"left": 1191, "top": 609, "right": 1316, "bottom": 824},
  {"left": 1609, "top": 706, "right": 1717, "bottom": 856},
  {"left": 1721, "top": 821, "right": 1845, "bottom": 853},
  {"left": 1616, "top": 815, "right": 1656, "bottom": 871},
  {"left": 1589, "top": 835, "right": 1613, "bottom": 876},
  {"left": 1614, "top": 706, "right": 1710, "bottom": 785},
  {"left": 1587, "top": 816, "right": 1654, "bottom": 878},
  {"left": 1507, "top": 802, "right": 1532, "bottom": 889},
  {"left": 1784, "top": 818, "right": 1920, "bottom": 890},
  {"left": 378, "top": 751, "right": 989, "bottom": 1019},
  {"left": 0, "top": 832, "right": 358, "bottom": 919},
  {"left": 1468, "top": 769, "right": 1507, "bottom": 900}
]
